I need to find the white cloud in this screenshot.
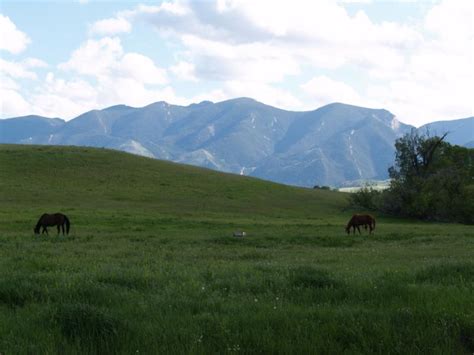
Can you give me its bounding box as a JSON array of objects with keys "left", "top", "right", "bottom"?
[
  {"left": 120, "top": 53, "right": 167, "bottom": 85},
  {"left": 59, "top": 37, "right": 167, "bottom": 85},
  {"left": 58, "top": 37, "right": 123, "bottom": 77},
  {"left": 8, "top": 37, "right": 171, "bottom": 119},
  {"left": 124, "top": 1, "right": 419, "bottom": 84},
  {"left": 22, "top": 58, "right": 48, "bottom": 68},
  {"left": 160, "top": 80, "right": 303, "bottom": 111},
  {"left": 301, "top": 76, "right": 363, "bottom": 108},
  {"left": 0, "top": 14, "right": 30, "bottom": 54},
  {"left": 89, "top": 17, "right": 131, "bottom": 36},
  {"left": 364, "top": 0, "right": 474, "bottom": 125},
  {"left": 0, "top": 87, "right": 31, "bottom": 117},
  {"left": 223, "top": 80, "right": 303, "bottom": 110},
  {"left": 0, "top": 58, "right": 38, "bottom": 80},
  {"left": 2, "top": 0, "right": 472, "bottom": 125},
  {"left": 425, "top": 0, "right": 473, "bottom": 43},
  {"left": 0, "top": 56, "right": 50, "bottom": 118},
  {"left": 170, "top": 61, "right": 198, "bottom": 81},
  {"left": 1, "top": 34, "right": 173, "bottom": 119},
  {"left": 180, "top": 34, "right": 300, "bottom": 83}
]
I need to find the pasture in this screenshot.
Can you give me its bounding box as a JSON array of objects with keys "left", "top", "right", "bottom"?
[{"left": 0, "top": 145, "right": 473, "bottom": 354}]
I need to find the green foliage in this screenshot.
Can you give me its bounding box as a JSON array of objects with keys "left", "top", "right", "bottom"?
[
  {"left": 348, "top": 185, "right": 382, "bottom": 210},
  {"left": 0, "top": 145, "right": 473, "bottom": 353},
  {"left": 313, "top": 185, "right": 331, "bottom": 190},
  {"left": 383, "top": 131, "right": 474, "bottom": 223}
]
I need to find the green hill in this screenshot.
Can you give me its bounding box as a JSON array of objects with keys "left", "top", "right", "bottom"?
[
  {"left": 0, "top": 144, "right": 473, "bottom": 354},
  {"left": 0, "top": 144, "right": 346, "bottom": 220}
]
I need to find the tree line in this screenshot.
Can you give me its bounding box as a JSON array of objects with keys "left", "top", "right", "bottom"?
[{"left": 350, "top": 130, "right": 474, "bottom": 224}]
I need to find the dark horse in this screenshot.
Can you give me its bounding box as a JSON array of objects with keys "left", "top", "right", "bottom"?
[
  {"left": 34, "top": 213, "right": 70, "bottom": 235},
  {"left": 345, "top": 214, "right": 376, "bottom": 234}
]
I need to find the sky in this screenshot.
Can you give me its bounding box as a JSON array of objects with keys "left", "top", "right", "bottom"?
[{"left": 0, "top": 0, "right": 473, "bottom": 126}]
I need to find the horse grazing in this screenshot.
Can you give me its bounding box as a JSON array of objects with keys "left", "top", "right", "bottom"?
[
  {"left": 345, "top": 214, "right": 376, "bottom": 235},
  {"left": 34, "top": 213, "right": 70, "bottom": 236}
]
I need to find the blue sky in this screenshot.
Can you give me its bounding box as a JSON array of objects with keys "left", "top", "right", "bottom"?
[{"left": 1, "top": 0, "right": 472, "bottom": 126}]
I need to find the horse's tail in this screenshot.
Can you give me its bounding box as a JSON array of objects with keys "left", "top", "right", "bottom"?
[
  {"left": 372, "top": 217, "right": 376, "bottom": 230},
  {"left": 64, "top": 215, "right": 71, "bottom": 235}
]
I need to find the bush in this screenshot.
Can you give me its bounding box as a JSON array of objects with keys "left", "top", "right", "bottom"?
[
  {"left": 363, "top": 131, "right": 474, "bottom": 223},
  {"left": 348, "top": 186, "right": 381, "bottom": 211}
]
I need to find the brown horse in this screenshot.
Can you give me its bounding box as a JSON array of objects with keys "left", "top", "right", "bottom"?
[
  {"left": 34, "top": 213, "right": 70, "bottom": 235},
  {"left": 345, "top": 214, "right": 375, "bottom": 234}
]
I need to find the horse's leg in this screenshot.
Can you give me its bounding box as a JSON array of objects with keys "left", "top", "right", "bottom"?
[
  {"left": 57, "top": 225, "right": 60, "bottom": 234},
  {"left": 43, "top": 226, "right": 48, "bottom": 235},
  {"left": 357, "top": 225, "right": 361, "bottom": 234},
  {"left": 62, "top": 223, "right": 65, "bottom": 235}
]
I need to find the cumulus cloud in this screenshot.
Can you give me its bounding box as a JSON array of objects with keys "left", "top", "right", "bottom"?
[
  {"left": 126, "top": 0, "right": 419, "bottom": 77},
  {"left": 118, "top": 0, "right": 471, "bottom": 125},
  {"left": 0, "top": 14, "right": 30, "bottom": 54},
  {"left": 0, "top": 87, "right": 31, "bottom": 117},
  {"left": 0, "top": 59, "right": 38, "bottom": 80},
  {"left": 180, "top": 34, "right": 300, "bottom": 83},
  {"left": 301, "top": 76, "right": 363, "bottom": 108},
  {"left": 2, "top": 0, "right": 472, "bottom": 125},
  {"left": 58, "top": 37, "right": 123, "bottom": 77},
  {"left": 364, "top": 0, "right": 474, "bottom": 124},
  {"left": 0, "top": 57, "right": 47, "bottom": 118},
  {"left": 170, "top": 61, "right": 198, "bottom": 81},
  {"left": 59, "top": 37, "right": 167, "bottom": 84},
  {"left": 17, "top": 37, "right": 171, "bottom": 118},
  {"left": 223, "top": 80, "right": 303, "bottom": 110},
  {"left": 89, "top": 17, "right": 131, "bottom": 36}
]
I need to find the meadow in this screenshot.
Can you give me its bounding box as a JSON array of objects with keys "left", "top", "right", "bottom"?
[{"left": 0, "top": 145, "right": 473, "bottom": 354}]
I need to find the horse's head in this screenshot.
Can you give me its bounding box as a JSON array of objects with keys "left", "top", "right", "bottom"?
[
  {"left": 34, "top": 225, "right": 40, "bottom": 234},
  {"left": 345, "top": 225, "right": 350, "bottom": 234}
]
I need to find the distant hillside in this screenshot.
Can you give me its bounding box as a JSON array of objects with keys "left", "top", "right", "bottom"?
[
  {"left": 1, "top": 98, "right": 472, "bottom": 187},
  {"left": 0, "top": 144, "right": 347, "bottom": 219},
  {"left": 0, "top": 115, "right": 64, "bottom": 144},
  {"left": 419, "top": 117, "right": 474, "bottom": 147}
]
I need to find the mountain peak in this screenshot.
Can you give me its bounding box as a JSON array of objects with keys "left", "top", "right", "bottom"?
[
  {"left": 104, "top": 104, "right": 133, "bottom": 111},
  {"left": 2, "top": 99, "right": 471, "bottom": 187},
  {"left": 187, "top": 100, "right": 213, "bottom": 109}
]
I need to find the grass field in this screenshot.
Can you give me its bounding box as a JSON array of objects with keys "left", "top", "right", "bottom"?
[{"left": 0, "top": 144, "right": 473, "bottom": 354}]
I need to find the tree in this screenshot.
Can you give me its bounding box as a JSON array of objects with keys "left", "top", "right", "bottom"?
[{"left": 385, "top": 130, "right": 474, "bottom": 223}]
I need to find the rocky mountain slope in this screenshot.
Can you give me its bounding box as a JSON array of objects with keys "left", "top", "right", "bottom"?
[{"left": 1, "top": 98, "right": 471, "bottom": 186}]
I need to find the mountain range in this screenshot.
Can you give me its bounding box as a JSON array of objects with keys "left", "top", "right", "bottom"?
[{"left": 1, "top": 98, "right": 472, "bottom": 187}]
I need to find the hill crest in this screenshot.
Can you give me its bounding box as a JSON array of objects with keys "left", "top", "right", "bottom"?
[{"left": 1, "top": 98, "right": 472, "bottom": 187}]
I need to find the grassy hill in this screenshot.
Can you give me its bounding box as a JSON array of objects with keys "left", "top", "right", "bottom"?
[{"left": 0, "top": 144, "right": 473, "bottom": 354}]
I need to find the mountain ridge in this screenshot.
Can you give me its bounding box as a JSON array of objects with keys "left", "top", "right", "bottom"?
[{"left": 1, "top": 98, "right": 472, "bottom": 187}]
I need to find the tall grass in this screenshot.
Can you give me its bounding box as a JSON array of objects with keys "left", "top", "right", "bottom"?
[{"left": 0, "top": 145, "right": 472, "bottom": 353}]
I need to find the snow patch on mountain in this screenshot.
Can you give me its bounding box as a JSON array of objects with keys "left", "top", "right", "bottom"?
[
  {"left": 120, "top": 140, "right": 154, "bottom": 158},
  {"left": 391, "top": 117, "right": 400, "bottom": 131}
]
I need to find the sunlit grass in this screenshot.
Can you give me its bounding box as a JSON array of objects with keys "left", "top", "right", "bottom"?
[{"left": 0, "top": 145, "right": 473, "bottom": 353}]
